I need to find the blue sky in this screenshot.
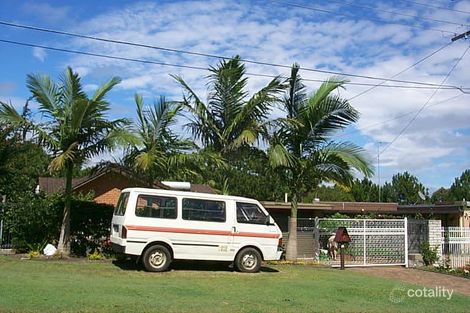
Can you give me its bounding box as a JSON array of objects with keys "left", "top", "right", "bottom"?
[{"left": 1, "top": 0, "right": 470, "bottom": 192}]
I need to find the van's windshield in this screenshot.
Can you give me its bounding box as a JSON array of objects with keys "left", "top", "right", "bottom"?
[{"left": 114, "top": 192, "right": 130, "bottom": 216}]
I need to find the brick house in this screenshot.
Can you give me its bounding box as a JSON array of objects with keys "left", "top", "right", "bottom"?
[
  {"left": 261, "top": 200, "right": 470, "bottom": 231},
  {"left": 38, "top": 165, "right": 215, "bottom": 207}
]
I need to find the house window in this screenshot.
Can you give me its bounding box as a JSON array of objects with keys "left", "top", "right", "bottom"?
[
  {"left": 135, "top": 194, "right": 177, "bottom": 219},
  {"left": 237, "top": 202, "right": 267, "bottom": 225},
  {"left": 114, "top": 192, "right": 130, "bottom": 216},
  {"left": 182, "top": 198, "right": 226, "bottom": 222}
]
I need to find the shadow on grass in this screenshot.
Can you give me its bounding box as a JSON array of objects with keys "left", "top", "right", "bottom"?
[{"left": 112, "top": 259, "right": 279, "bottom": 273}]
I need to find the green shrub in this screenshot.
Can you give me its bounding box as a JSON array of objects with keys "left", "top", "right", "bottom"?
[
  {"left": 70, "top": 200, "right": 114, "bottom": 257},
  {"left": 1, "top": 192, "right": 114, "bottom": 256},
  {"left": 1, "top": 193, "right": 62, "bottom": 252},
  {"left": 420, "top": 241, "right": 439, "bottom": 266}
]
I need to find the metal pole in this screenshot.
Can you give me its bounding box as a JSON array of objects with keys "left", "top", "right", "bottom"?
[
  {"left": 340, "top": 244, "right": 345, "bottom": 270},
  {"left": 404, "top": 217, "right": 409, "bottom": 268},
  {"left": 377, "top": 142, "right": 382, "bottom": 202},
  {"left": 314, "top": 217, "right": 320, "bottom": 261},
  {"left": 363, "top": 219, "right": 367, "bottom": 266}
]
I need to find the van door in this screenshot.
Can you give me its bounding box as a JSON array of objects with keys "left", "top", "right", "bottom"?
[
  {"left": 232, "top": 202, "right": 279, "bottom": 257},
  {"left": 175, "top": 197, "right": 233, "bottom": 260}
]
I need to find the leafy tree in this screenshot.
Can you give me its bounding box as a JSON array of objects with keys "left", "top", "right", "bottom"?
[
  {"left": 431, "top": 187, "right": 451, "bottom": 203},
  {"left": 448, "top": 169, "right": 470, "bottom": 202},
  {"left": 382, "top": 171, "right": 428, "bottom": 204},
  {"left": 0, "top": 138, "right": 49, "bottom": 200},
  {"left": 0, "top": 67, "right": 132, "bottom": 254},
  {"left": 267, "top": 65, "right": 373, "bottom": 260},
  {"left": 350, "top": 178, "right": 379, "bottom": 202},
  {"left": 304, "top": 185, "right": 355, "bottom": 202},
  {"left": 200, "top": 146, "right": 288, "bottom": 200},
  {"left": 173, "top": 56, "right": 285, "bottom": 155}
]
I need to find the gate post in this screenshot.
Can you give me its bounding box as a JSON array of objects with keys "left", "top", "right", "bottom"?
[
  {"left": 313, "top": 217, "right": 320, "bottom": 261},
  {"left": 404, "top": 217, "right": 409, "bottom": 268},
  {"left": 363, "top": 219, "right": 366, "bottom": 266}
]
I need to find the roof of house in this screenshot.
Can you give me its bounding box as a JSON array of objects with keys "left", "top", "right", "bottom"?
[
  {"left": 262, "top": 201, "right": 398, "bottom": 213},
  {"left": 38, "top": 164, "right": 215, "bottom": 194},
  {"left": 38, "top": 176, "right": 89, "bottom": 194},
  {"left": 262, "top": 200, "right": 466, "bottom": 215},
  {"left": 318, "top": 201, "right": 398, "bottom": 213},
  {"left": 397, "top": 203, "right": 465, "bottom": 214}
]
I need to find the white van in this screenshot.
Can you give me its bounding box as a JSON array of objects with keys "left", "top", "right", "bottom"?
[{"left": 110, "top": 188, "right": 283, "bottom": 272}]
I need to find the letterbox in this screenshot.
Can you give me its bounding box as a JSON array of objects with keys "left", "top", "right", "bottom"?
[{"left": 334, "top": 227, "right": 351, "bottom": 244}]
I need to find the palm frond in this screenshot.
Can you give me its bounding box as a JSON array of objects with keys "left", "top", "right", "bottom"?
[
  {"left": 134, "top": 148, "right": 165, "bottom": 172},
  {"left": 61, "top": 67, "right": 87, "bottom": 109},
  {"left": 267, "top": 142, "right": 297, "bottom": 168},
  {"left": 307, "top": 76, "right": 346, "bottom": 109},
  {"left": 48, "top": 142, "right": 78, "bottom": 172},
  {"left": 319, "top": 142, "right": 374, "bottom": 178},
  {"left": 26, "top": 73, "right": 60, "bottom": 117},
  {"left": 306, "top": 95, "right": 359, "bottom": 142},
  {"left": 284, "top": 63, "right": 307, "bottom": 118},
  {"left": 0, "top": 101, "right": 27, "bottom": 126},
  {"left": 91, "top": 76, "right": 122, "bottom": 103}
]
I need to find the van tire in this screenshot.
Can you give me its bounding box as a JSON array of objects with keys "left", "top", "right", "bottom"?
[
  {"left": 235, "top": 247, "right": 262, "bottom": 273},
  {"left": 142, "top": 245, "right": 172, "bottom": 272}
]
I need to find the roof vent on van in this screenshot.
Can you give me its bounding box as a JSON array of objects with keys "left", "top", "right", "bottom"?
[{"left": 162, "top": 181, "right": 191, "bottom": 190}]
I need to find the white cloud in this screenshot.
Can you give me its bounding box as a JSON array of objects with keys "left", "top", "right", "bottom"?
[
  {"left": 32, "top": 47, "right": 46, "bottom": 62},
  {"left": 45, "top": 0, "right": 470, "bottom": 188},
  {"left": 21, "top": 2, "right": 70, "bottom": 23}
]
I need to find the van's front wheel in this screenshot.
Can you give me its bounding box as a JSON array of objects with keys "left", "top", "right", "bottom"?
[
  {"left": 142, "top": 245, "right": 172, "bottom": 272},
  {"left": 235, "top": 247, "right": 262, "bottom": 273}
]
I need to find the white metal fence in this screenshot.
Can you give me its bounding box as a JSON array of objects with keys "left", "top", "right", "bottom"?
[
  {"left": 441, "top": 227, "right": 470, "bottom": 268},
  {"left": 294, "top": 218, "right": 408, "bottom": 267}
]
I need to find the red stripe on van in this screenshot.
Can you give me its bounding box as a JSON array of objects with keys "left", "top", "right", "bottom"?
[
  {"left": 125, "top": 225, "right": 280, "bottom": 239},
  {"left": 236, "top": 232, "right": 279, "bottom": 239}
]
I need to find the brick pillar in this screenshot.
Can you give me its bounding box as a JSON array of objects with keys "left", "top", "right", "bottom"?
[{"left": 427, "top": 220, "right": 442, "bottom": 262}]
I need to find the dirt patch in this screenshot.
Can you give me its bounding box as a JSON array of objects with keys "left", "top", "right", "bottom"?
[{"left": 351, "top": 266, "right": 470, "bottom": 296}]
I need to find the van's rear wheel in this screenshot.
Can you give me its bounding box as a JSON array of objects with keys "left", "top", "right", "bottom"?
[
  {"left": 235, "top": 247, "right": 262, "bottom": 273},
  {"left": 142, "top": 245, "right": 172, "bottom": 272}
]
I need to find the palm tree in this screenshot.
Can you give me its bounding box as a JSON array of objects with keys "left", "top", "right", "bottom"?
[
  {"left": 0, "top": 67, "right": 132, "bottom": 255},
  {"left": 268, "top": 65, "right": 373, "bottom": 260},
  {"left": 124, "top": 94, "right": 201, "bottom": 185},
  {"left": 172, "top": 56, "right": 286, "bottom": 156}
]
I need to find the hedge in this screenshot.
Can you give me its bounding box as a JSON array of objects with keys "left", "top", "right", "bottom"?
[{"left": 0, "top": 192, "right": 114, "bottom": 256}]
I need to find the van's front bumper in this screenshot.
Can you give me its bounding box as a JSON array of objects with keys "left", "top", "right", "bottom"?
[{"left": 111, "top": 243, "right": 126, "bottom": 254}]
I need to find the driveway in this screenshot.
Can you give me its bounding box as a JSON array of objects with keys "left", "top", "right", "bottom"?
[{"left": 351, "top": 266, "right": 470, "bottom": 296}]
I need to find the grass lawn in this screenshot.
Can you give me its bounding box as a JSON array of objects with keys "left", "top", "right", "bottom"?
[{"left": 0, "top": 256, "right": 468, "bottom": 313}]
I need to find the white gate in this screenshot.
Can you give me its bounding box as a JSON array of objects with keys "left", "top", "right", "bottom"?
[
  {"left": 296, "top": 218, "right": 408, "bottom": 267},
  {"left": 441, "top": 227, "right": 470, "bottom": 268}
]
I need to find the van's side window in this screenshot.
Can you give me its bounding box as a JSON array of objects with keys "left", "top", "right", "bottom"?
[
  {"left": 114, "top": 192, "right": 130, "bottom": 216},
  {"left": 135, "top": 195, "right": 177, "bottom": 219},
  {"left": 237, "top": 202, "right": 267, "bottom": 224},
  {"left": 182, "top": 198, "right": 226, "bottom": 222}
]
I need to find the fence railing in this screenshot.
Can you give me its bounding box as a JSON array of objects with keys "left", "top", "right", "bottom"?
[
  {"left": 293, "top": 217, "right": 408, "bottom": 267},
  {"left": 441, "top": 227, "right": 470, "bottom": 268}
]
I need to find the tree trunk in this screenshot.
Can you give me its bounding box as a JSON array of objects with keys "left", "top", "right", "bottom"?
[
  {"left": 57, "top": 162, "right": 73, "bottom": 256},
  {"left": 286, "top": 193, "right": 298, "bottom": 261}
]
